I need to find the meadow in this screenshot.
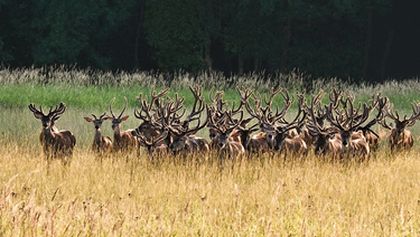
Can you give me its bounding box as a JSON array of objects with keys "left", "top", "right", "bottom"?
[{"left": 0, "top": 67, "right": 419, "bottom": 236}]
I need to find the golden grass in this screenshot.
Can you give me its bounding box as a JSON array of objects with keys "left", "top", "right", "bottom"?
[{"left": 0, "top": 144, "right": 419, "bottom": 236}]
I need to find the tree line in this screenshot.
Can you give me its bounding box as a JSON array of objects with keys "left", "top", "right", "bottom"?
[{"left": 1, "top": 0, "right": 415, "bottom": 82}]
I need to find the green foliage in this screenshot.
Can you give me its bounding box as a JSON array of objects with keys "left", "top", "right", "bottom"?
[
  {"left": 31, "top": 0, "right": 136, "bottom": 68},
  {"left": 144, "top": 0, "right": 209, "bottom": 70},
  {"left": 0, "top": 0, "right": 398, "bottom": 80}
]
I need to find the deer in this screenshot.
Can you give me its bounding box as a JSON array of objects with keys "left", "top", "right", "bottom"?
[
  {"left": 234, "top": 89, "right": 271, "bottom": 153},
  {"left": 325, "top": 97, "right": 372, "bottom": 159},
  {"left": 163, "top": 86, "right": 210, "bottom": 155},
  {"left": 244, "top": 88, "right": 308, "bottom": 157},
  {"left": 134, "top": 130, "right": 169, "bottom": 157},
  {"left": 108, "top": 98, "right": 138, "bottom": 152},
  {"left": 354, "top": 94, "right": 388, "bottom": 151},
  {"left": 28, "top": 102, "right": 76, "bottom": 161},
  {"left": 305, "top": 93, "right": 344, "bottom": 159},
  {"left": 84, "top": 113, "right": 113, "bottom": 154},
  {"left": 207, "top": 90, "right": 245, "bottom": 144},
  {"left": 133, "top": 88, "right": 170, "bottom": 140},
  {"left": 208, "top": 111, "right": 246, "bottom": 158},
  {"left": 379, "top": 102, "right": 420, "bottom": 151},
  {"left": 299, "top": 90, "right": 340, "bottom": 148}
]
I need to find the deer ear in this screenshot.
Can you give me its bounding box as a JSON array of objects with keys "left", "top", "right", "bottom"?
[
  {"left": 84, "top": 117, "right": 93, "bottom": 122},
  {"left": 103, "top": 116, "right": 112, "bottom": 121},
  {"left": 120, "top": 115, "right": 129, "bottom": 121}
]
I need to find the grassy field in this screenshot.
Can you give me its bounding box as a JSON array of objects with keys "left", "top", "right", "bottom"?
[
  {"left": 0, "top": 147, "right": 419, "bottom": 236},
  {"left": 0, "top": 67, "right": 419, "bottom": 235},
  {"left": 0, "top": 67, "right": 419, "bottom": 110}
]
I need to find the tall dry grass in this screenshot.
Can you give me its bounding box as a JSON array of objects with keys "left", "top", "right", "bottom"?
[
  {"left": 0, "top": 143, "right": 419, "bottom": 236},
  {"left": 0, "top": 67, "right": 419, "bottom": 235}
]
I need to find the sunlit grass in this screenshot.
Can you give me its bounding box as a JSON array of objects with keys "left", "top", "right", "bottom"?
[
  {"left": 0, "top": 67, "right": 419, "bottom": 235},
  {"left": 0, "top": 144, "right": 419, "bottom": 236}
]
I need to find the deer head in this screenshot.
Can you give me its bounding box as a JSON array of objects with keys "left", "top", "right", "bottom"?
[
  {"left": 326, "top": 97, "right": 371, "bottom": 148},
  {"left": 84, "top": 112, "right": 110, "bottom": 130},
  {"left": 208, "top": 111, "right": 243, "bottom": 150},
  {"left": 108, "top": 98, "right": 130, "bottom": 132},
  {"left": 306, "top": 93, "right": 339, "bottom": 155},
  {"left": 134, "top": 130, "right": 168, "bottom": 154},
  {"left": 380, "top": 102, "right": 420, "bottom": 135}
]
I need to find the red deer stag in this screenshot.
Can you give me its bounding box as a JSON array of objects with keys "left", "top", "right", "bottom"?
[
  {"left": 28, "top": 103, "right": 76, "bottom": 160},
  {"left": 134, "top": 130, "right": 169, "bottom": 157},
  {"left": 236, "top": 89, "right": 271, "bottom": 153},
  {"left": 245, "top": 88, "right": 308, "bottom": 157},
  {"left": 208, "top": 111, "right": 246, "bottom": 158},
  {"left": 164, "top": 86, "right": 210, "bottom": 155},
  {"left": 244, "top": 88, "right": 293, "bottom": 150},
  {"left": 108, "top": 99, "right": 138, "bottom": 152},
  {"left": 379, "top": 102, "right": 420, "bottom": 151},
  {"left": 355, "top": 94, "right": 388, "bottom": 151},
  {"left": 306, "top": 93, "right": 343, "bottom": 159},
  {"left": 326, "top": 98, "right": 372, "bottom": 159},
  {"left": 84, "top": 113, "right": 112, "bottom": 154},
  {"left": 134, "top": 88, "right": 170, "bottom": 140},
  {"left": 299, "top": 90, "right": 338, "bottom": 147}
]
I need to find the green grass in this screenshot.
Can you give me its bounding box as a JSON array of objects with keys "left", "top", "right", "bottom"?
[
  {"left": 0, "top": 67, "right": 418, "bottom": 111},
  {"left": 0, "top": 84, "right": 298, "bottom": 109},
  {"left": 0, "top": 83, "right": 418, "bottom": 112}
]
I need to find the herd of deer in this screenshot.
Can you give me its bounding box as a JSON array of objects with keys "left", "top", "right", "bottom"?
[{"left": 28, "top": 86, "right": 420, "bottom": 161}]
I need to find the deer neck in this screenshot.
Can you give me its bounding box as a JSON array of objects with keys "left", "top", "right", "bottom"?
[
  {"left": 240, "top": 132, "right": 250, "bottom": 149},
  {"left": 94, "top": 129, "right": 103, "bottom": 145},
  {"left": 42, "top": 126, "right": 57, "bottom": 144},
  {"left": 43, "top": 126, "right": 58, "bottom": 136},
  {"left": 113, "top": 126, "right": 122, "bottom": 138}
]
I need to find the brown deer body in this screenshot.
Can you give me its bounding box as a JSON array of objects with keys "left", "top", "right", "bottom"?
[
  {"left": 84, "top": 113, "right": 112, "bottom": 154},
  {"left": 29, "top": 103, "right": 76, "bottom": 160},
  {"left": 108, "top": 99, "right": 138, "bottom": 152},
  {"left": 325, "top": 98, "right": 375, "bottom": 159},
  {"left": 246, "top": 89, "right": 308, "bottom": 157},
  {"left": 306, "top": 93, "right": 344, "bottom": 159},
  {"left": 390, "top": 129, "right": 413, "bottom": 150},
  {"left": 380, "top": 103, "right": 420, "bottom": 151},
  {"left": 134, "top": 130, "right": 169, "bottom": 157},
  {"left": 211, "top": 128, "right": 246, "bottom": 157}
]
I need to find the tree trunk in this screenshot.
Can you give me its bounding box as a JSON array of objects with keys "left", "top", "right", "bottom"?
[
  {"left": 363, "top": 7, "right": 374, "bottom": 81},
  {"left": 204, "top": 40, "right": 212, "bottom": 70},
  {"left": 238, "top": 53, "right": 244, "bottom": 74},
  {"left": 380, "top": 28, "right": 394, "bottom": 81},
  {"left": 254, "top": 56, "right": 260, "bottom": 71},
  {"left": 134, "top": 0, "right": 145, "bottom": 68},
  {"left": 280, "top": 13, "right": 291, "bottom": 71}
]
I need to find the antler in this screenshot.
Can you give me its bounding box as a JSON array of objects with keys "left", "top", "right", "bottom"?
[
  {"left": 359, "top": 94, "right": 388, "bottom": 131},
  {"left": 306, "top": 92, "right": 332, "bottom": 136},
  {"left": 281, "top": 95, "right": 306, "bottom": 131},
  {"left": 28, "top": 104, "right": 45, "bottom": 117},
  {"left": 404, "top": 103, "right": 420, "bottom": 126},
  {"left": 49, "top": 103, "right": 66, "bottom": 120},
  {"left": 183, "top": 85, "right": 205, "bottom": 126},
  {"left": 269, "top": 89, "right": 292, "bottom": 124},
  {"left": 384, "top": 100, "right": 419, "bottom": 126}
]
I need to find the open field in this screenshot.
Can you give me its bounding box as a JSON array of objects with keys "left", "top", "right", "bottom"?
[
  {"left": 0, "top": 146, "right": 419, "bottom": 236},
  {"left": 0, "top": 68, "right": 420, "bottom": 235}
]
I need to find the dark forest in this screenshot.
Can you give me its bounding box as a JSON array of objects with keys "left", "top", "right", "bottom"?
[{"left": 0, "top": 0, "right": 419, "bottom": 82}]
